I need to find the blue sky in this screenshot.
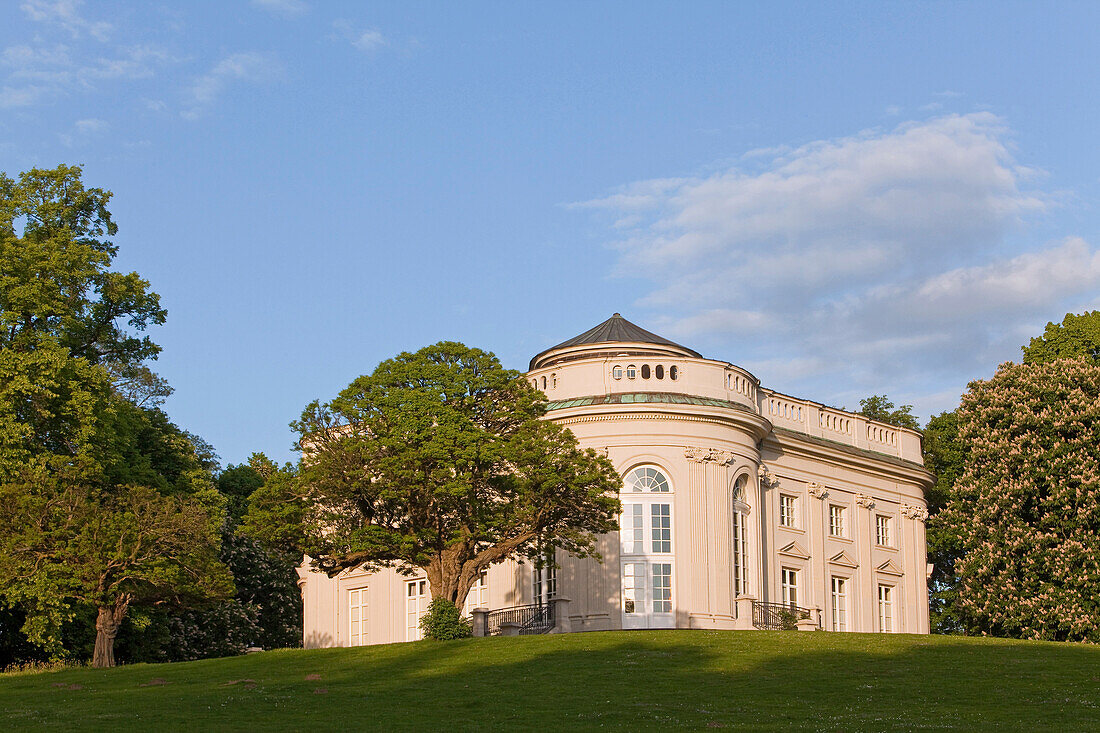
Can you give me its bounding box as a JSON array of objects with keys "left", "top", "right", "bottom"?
[{"left": 4, "top": 1, "right": 1099, "bottom": 465}]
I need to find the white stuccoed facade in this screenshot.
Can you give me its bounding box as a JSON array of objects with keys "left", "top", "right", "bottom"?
[{"left": 298, "top": 315, "right": 933, "bottom": 646}]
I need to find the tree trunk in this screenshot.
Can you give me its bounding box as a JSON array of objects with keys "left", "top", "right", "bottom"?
[{"left": 92, "top": 602, "right": 128, "bottom": 668}]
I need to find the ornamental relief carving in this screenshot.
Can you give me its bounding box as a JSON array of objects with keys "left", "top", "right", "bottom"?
[
  {"left": 757, "top": 464, "right": 777, "bottom": 489},
  {"left": 901, "top": 503, "right": 928, "bottom": 521},
  {"left": 683, "top": 447, "right": 737, "bottom": 464},
  {"left": 855, "top": 493, "right": 875, "bottom": 509},
  {"left": 807, "top": 482, "right": 828, "bottom": 499}
]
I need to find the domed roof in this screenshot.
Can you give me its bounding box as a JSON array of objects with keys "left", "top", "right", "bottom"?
[{"left": 529, "top": 313, "right": 702, "bottom": 370}]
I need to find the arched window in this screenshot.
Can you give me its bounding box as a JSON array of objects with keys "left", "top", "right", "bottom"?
[
  {"left": 641, "top": 364, "right": 651, "bottom": 379},
  {"left": 612, "top": 365, "right": 623, "bottom": 380},
  {"left": 731, "top": 474, "right": 749, "bottom": 597},
  {"left": 669, "top": 365, "right": 679, "bottom": 380},
  {"left": 551, "top": 373, "right": 557, "bottom": 389},
  {"left": 626, "top": 365, "right": 637, "bottom": 379},
  {"left": 655, "top": 365, "right": 664, "bottom": 380},
  {"left": 624, "top": 465, "right": 670, "bottom": 493},
  {"left": 541, "top": 376, "right": 547, "bottom": 389}
]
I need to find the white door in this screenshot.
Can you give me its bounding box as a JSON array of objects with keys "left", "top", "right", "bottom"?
[
  {"left": 621, "top": 560, "right": 675, "bottom": 629},
  {"left": 619, "top": 466, "right": 677, "bottom": 629},
  {"left": 406, "top": 579, "right": 429, "bottom": 640}
]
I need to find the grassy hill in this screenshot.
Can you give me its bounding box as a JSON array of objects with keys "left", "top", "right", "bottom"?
[{"left": 2, "top": 630, "right": 1098, "bottom": 731}]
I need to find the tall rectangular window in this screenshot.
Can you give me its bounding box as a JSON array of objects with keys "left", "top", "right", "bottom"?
[
  {"left": 878, "top": 585, "right": 893, "bottom": 633},
  {"left": 779, "top": 494, "right": 797, "bottom": 528},
  {"left": 621, "top": 504, "right": 644, "bottom": 554},
  {"left": 462, "top": 570, "right": 489, "bottom": 617},
  {"left": 831, "top": 576, "right": 848, "bottom": 632},
  {"left": 829, "top": 505, "right": 846, "bottom": 537},
  {"left": 732, "top": 510, "right": 748, "bottom": 596},
  {"left": 651, "top": 563, "right": 672, "bottom": 613},
  {"left": 876, "top": 515, "right": 892, "bottom": 546},
  {"left": 622, "top": 562, "right": 645, "bottom": 614},
  {"left": 651, "top": 504, "right": 672, "bottom": 552},
  {"left": 406, "top": 579, "right": 428, "bottom": 641},
  {"left": 781, "top": 567, "right": 799, "bottom": 607},
  {"left": 348, "top": 587, "right": 367, "bottom": 646},
  {"left": 533, "top": 551, "right": 556, "bottom": 605}
]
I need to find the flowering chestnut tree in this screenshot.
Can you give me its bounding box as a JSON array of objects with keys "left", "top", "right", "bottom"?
[{"left": 935, "top": 357, "right": 1100, "bottom": 641}]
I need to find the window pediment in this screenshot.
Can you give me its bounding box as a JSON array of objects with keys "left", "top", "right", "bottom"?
[
  {"left": 876, "top": 559, "right": 904, "bottom": 576},
  {"left": 829, "top": 550, "right": 859, "bottom": 568},
  {"left": 778, "top": 541, "right": 810, "bottom": 560}
]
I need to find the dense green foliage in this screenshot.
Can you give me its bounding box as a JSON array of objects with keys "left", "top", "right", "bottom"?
[
  {"left": 2, "top": 631, "right": 1098, "bottom": 731},
  {"left": 921, "top": 410, "right": 966, "bottom": 633},
  {"left": 418, "top": 598, "right": 473, "bottom": 640},
  {"left": 856, "top": 394, "right": 920, "bottom": 430},
  {"left": 239, "top": 456, "right": 308, "bottom": 563},
  {"left": 113, "top": 529, "right": 302, "bottom": 664},
  {"left": 924, "top": 310, "right": 1100, "bottom": 636},
  {"left": 0, "top": 165, "right": 231, "bottom": 667},
  {"left": 1022, "top": 310, "right": 1100, "bottom": 364},
  {"left": 934, "top": 358, "right": 1100, "bottom": 641},
  {"left": 289, "top": 341, "right": 622, "bottom": 608}
]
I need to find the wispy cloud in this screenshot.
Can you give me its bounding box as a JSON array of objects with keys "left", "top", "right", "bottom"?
[
  {"left": 251, "top": 0, "right": 309, "bottom": 17},
  {"left": 0, "top": 85, "right": 47, "bottom": 108},
  {"left": 333, "top": 20, "right": 387, "bottom": 52},
  {"left": 21, "top": 0, "right": 111, "bottom": 41},
  {"left": 576, "top": 114, "right": 1096, "bottom": 414},
  {"left": 1, "top": 40, "right": 175, "bottom": 107},
  {"left": 184, "top": 52, "right": 281, "bottom": 119},
  {"left": 58, "top": 116, "right": 108, "bottom": 146}
]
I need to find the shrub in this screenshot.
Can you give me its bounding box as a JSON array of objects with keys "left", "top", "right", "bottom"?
[{"left": 419, "top": 598, "right": 472, "bottom": 641}]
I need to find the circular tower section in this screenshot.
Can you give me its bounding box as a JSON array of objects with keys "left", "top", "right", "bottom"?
[{"left": 528, "top": 314, "right": 771, "bottom": 630}]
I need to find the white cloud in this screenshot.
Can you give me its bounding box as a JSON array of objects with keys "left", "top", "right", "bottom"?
[
  {"left": 251, "top": 0, "right": 309, "bottom": 16},
  {"left": 59, "top": 116, "right": 108, "bottom": 146},
  {"left": 0, "top": 42, "right": 174, "bottom": 106},
  {"left": 21, "top": 0, "right": 111, "bottom": 41},
  {"left": 333, "top": 20, "right": 387, "bottom": 52},
  {"left": 576, "top": 114, "right": 1100, "bottom": 417},
  {"left": 0, "top": 85, "right": 46, "bottom": 107},
  {"left": 184, "top": 52, "right": 281, "bottom": 119}
]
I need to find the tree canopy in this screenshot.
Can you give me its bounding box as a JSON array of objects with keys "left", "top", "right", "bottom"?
[
  {"left": 924, "top": 309, "right": 1100, "bottom": 635},
  {"left": 0, "top": 165, "right": 230, "bottom": 668},
  {"left": 856, "top": 395, "right": 920, "bottom": 430},
  {"left": 286, "top": 341, "right": 622, "bottom": 608},
  {"left": 1022, "top": 311, "right": 1100, "bottom": 365},
  {"left": 933, "top": 358, "right": 1100, "bottom": 641}
]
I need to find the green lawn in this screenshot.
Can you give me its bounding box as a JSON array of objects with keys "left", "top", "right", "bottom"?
[{"left": 2, "top": 630, "right": 1098, "bottom": 731}]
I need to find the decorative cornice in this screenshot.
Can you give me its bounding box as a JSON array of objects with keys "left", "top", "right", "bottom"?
[
  {"left": 807, "top": 482, "right": 828, "bottom": 499},
  {"left": 900, "top": 503, "right": 928, "bottom": 522},
  {"left": 855, "top": 493, "right": 875, "bottom": 509}
]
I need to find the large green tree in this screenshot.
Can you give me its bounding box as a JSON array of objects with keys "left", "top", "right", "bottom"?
[
  {"left": 934, "top": 358, "right": 1100, "bottom": 641},
  {"left": 856, "top": 394, "right": 920, "bottom": 430},
  {"left": 1022, "top": 311, "right": 1100, "bottom": 365},
  {"left": 924, "top": 309, "right": 1100, "bottom": 634},
  {"left": 286, "top": 342, "right": 621, "bottom": 608},
  {"left": 0, "top": 165, "right": 230, "bottom": 667}
]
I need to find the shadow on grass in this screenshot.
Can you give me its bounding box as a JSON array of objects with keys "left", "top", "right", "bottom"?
[{"left": 2, "top": 631, "right": 1099, "bottom": 731}]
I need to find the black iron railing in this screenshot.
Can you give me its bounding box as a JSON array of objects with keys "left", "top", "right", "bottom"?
[
  {"left": 483, "top": 602, "right": 555, "bottom": 636},
  {"left": 752, "top": 601, "right": 814, "bottom": 630}
]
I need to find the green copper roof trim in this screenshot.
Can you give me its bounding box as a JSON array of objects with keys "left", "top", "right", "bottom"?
[{"left": 544, "top": 392, "right": 756, "bottom": 413}]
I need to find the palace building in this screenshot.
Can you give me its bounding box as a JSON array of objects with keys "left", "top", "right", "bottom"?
[{"left": 297, "top": 314, "right": 933, "bottom": 645}]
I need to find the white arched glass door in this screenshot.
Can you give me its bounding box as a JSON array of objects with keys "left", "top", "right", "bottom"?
[{"left": 619, "top": 466, "right": 675, "bottom": 629}]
